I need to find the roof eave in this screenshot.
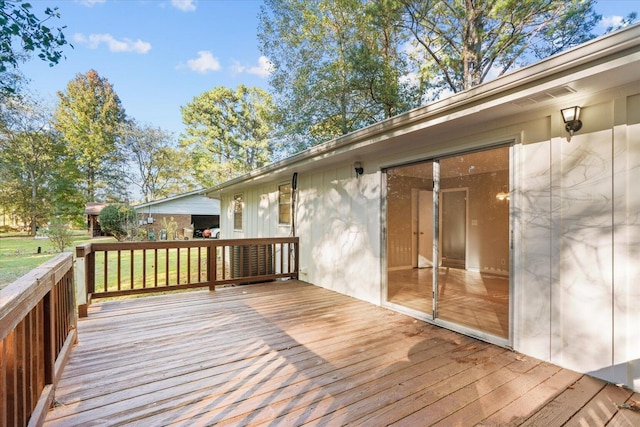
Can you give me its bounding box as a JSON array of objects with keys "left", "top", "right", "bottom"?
[{"left": 203, "top": 23, "right": 640, "bottom": 197}]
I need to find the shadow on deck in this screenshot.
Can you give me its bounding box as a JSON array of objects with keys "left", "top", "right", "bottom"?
[{"left": 44, "top": 280, "right": 640, "bottom": 426}]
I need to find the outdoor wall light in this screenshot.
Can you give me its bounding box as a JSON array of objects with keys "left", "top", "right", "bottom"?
[
  {"left": 354, "top": 161, "right": 364, "bottom": 176},
  {"left": 561, "top": 106, "right": 582, "bottom": 136}
]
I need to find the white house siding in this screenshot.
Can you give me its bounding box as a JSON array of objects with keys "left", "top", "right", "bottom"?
[
  {"left": 515, "top": 90, "right": 640, "bottom": 391},
  {"left": 296, "top": 167, "right": 382, "bottom": 305},
  {"left": 221, "top": 168, "right": 382, "bottom": 305}
]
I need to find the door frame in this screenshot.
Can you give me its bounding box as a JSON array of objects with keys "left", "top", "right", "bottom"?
[{"left": 381, "top": 141, "right": 516, "bottom": 349}]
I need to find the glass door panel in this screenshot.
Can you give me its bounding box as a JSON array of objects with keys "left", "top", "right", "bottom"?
[
  {"left": 386, "top": 162, "right": 434, "bottom": 315},
  {"left": 436, "top": 147, "right": 510, "bottom": 338}
]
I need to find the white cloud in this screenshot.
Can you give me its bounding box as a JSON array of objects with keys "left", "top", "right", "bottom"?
[
  {"left": 74, "top": 33, "right": 152, "bottom": 54},
  {"left": 231, "top": 56, "right": 273, "bottom": 78},
  {"left": 186, "top": 51, "right": 221, "bottom": 74},
  {"left": 247, "top": 56, "right": 273, "bottom": 77},
  {"left": 76, "top": 0, "right": 106, "bottom": 6},
  {"left": 600, "top": 15, "right": 625, "bottom": 29},
  {"left": 172, "top": 0, "right": 196, "bottom": 12}
]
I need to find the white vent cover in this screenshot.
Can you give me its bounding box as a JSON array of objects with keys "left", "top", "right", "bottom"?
[{"left": 511, "top": 85, "right": 577, "bottom": 107}]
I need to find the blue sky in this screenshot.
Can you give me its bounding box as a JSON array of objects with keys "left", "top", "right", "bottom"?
[{"left": 20, "top": 0, "right": 639, "bottom": 138}]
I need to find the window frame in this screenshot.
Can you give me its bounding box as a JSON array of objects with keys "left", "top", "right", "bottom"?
[
  {"left": 278, "top": 182, "right": 292, "bottom": 226},
  {"left": 233, "top": 193, "right": 243, "bottom": 231}
]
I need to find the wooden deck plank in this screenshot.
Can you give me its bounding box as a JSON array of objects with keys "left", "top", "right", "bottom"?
[
  {"left": 519, "top": 374, "right": 607, "bottom": 426},
  {"left": 477, "top": 364, "right": 584, "bottom": 426},
  {"left": 126, "top": 326, "right": 478, "bottom": 426},
  {"left": 43, "top": 280, "right": 625, "bottom": 426},
  {"left": 562, "top": 383, "right": 633, "bottom": 427},
  {"left": 608, "top": 391, "right": 640, "bottom": 426}
]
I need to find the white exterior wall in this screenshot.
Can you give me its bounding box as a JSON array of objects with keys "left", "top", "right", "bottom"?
[
  {"left": 515, "top": 92, "right": 640, "bottom": 391},
  {"left": 220, "top": 168, "right": 382, "bottom": 305}
]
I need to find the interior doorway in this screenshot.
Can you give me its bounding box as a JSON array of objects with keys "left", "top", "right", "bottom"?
[
  {"left": 440, "top": 189, "right": 467, "bottom": 269},
  {"left": 385, "top": 145, "right": 510, "bottom": 341},
  {"left": 412, "top": 189, "right": 434, "bottom": 268}
]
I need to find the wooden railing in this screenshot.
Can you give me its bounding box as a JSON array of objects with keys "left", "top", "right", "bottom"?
[
  {"left": 0, "top": 253, "right": 77, "bottom": 427},
  {"left": 76, "top": 237, "right": 299, "bottom": 316}
]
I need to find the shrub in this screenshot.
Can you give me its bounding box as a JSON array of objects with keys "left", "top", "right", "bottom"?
[
  {"left": 47, "top": 218, "right": 73, "bottom": 252},
  {"left": 98, "top": 205, "right": 138, "bottom": 241}
]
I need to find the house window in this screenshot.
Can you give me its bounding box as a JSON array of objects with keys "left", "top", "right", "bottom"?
[
  {"left": 233, "top": 194, "right": 243, "bottom": 230},
  {"left": 278, "top": 182, "right": 292, "bottom": 225}
]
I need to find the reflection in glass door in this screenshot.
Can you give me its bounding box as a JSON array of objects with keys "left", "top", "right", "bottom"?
[
  {"left": 385, "top": 146, "right": 510, "bottom": 339},
  {"left": 386, "top": 162, "right": 434, "bottom": 314}
]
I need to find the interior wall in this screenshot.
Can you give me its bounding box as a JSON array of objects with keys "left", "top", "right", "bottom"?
[
  {"left": 387, "top": 175, "right": 432, "bottom": 269},
  {"left": 440, "top": 170, "right": 509, "bottom": 273}
]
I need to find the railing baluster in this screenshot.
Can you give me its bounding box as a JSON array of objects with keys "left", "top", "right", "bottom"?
[
  {"left": 198, "top": 246, "right": 202, "bottom": 282},
  {"left": 187, "top": 247, "right": 192, "bottom": 284},
  {"left": 142, "top": 249, "right": 147, "bottom": 289},
  {"left": 103, "top": 251, "right": 108, "bottom": 293},
  {"left": 154, "top": 249, "right": 158, "bottom": 288},
  {"left": 130, "top": 249, "right": 134, "bottom": 291},
  {"left": 280, "top": 243, "right": 284, "bottom": 273},
  {"left": 117, "top": 250, "right": 122, "bottom": 291},
  {"left": 176, "top": 248, "right": 181, "bottom": 285},
  {"left": 165, "top": 248, "right": 169, "bottom": 286}
]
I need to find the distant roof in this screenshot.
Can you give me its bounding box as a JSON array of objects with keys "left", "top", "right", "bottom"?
[
  {"left": 84, "top": 202, "right": 108, "bottom": 216},
  {"left": 133, "top": 189, "right": 209, "bottom": 209},
  {"left": 133, "top": 190, "right": 220, "bottom": 215}
]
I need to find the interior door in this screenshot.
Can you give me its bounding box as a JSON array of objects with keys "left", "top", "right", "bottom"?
[
  {"left": 440, "top": 189, "right": 466, "bottom": 268},
  {"left": 418, "top": 190, "right": 433, "bottom": 268},
  {"left": 434, "top": 147, "right": 510, "bottom": 340}
]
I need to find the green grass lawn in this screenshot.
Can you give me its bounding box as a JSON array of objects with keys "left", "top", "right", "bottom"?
[{"left": 0, "top": 231, "right": 115, "bottom": 290}]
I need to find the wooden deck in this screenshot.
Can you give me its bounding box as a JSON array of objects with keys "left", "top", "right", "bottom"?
[{"left": 44, "top": 280, "right": 640, "bottom": 426}]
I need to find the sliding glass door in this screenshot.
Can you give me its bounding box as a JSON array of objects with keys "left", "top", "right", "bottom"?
[{"left": 385, "top": 146, "right": 510, "bottom": 339}]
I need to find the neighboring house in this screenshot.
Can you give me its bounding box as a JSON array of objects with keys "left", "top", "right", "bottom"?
[
  {"left": 203, "top": 24, "right": 640, "bottom": 392},
  {"left": 133, "top": 190, "right": 220, "bottom": 239},
  {"left": 84, "top": 202, "right": 108, "bottom": 237}
]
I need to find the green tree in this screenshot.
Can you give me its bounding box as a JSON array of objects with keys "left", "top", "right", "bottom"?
[
  {"left": 0, "top": 0, "right": 70, "bottom": 95},
  {"left": 0, "top": 94, "right": 76, "bottom": 235},
  {"left": 180, "top": 85, "right": 274, "bottom": 187},
  {"left": 121, "top": 120, "right": 192, "bottom": 203},
  {"left": 259, "top": 0, "right": 419, "bottom": 149},
  {"left": 259, "top": 0, "right": 612, "bottom": 150},
  {"left": 53, "top": 69, "right": 127, "bottom": 202},
  {"left": 400, "top": 0, "right": 602, "bottom": 94}
]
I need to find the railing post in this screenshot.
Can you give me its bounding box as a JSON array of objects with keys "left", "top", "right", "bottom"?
[{"left": 75, "top": 244, "right": 93, "bottom": 318}]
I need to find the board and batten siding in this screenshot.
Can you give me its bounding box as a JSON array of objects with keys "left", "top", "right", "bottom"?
[
  {"left": 220, "top": 167, "right": 382, "bottom": 305},
  {"left": 515, "top": 91, "right": 640, "bottom": 391}
]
